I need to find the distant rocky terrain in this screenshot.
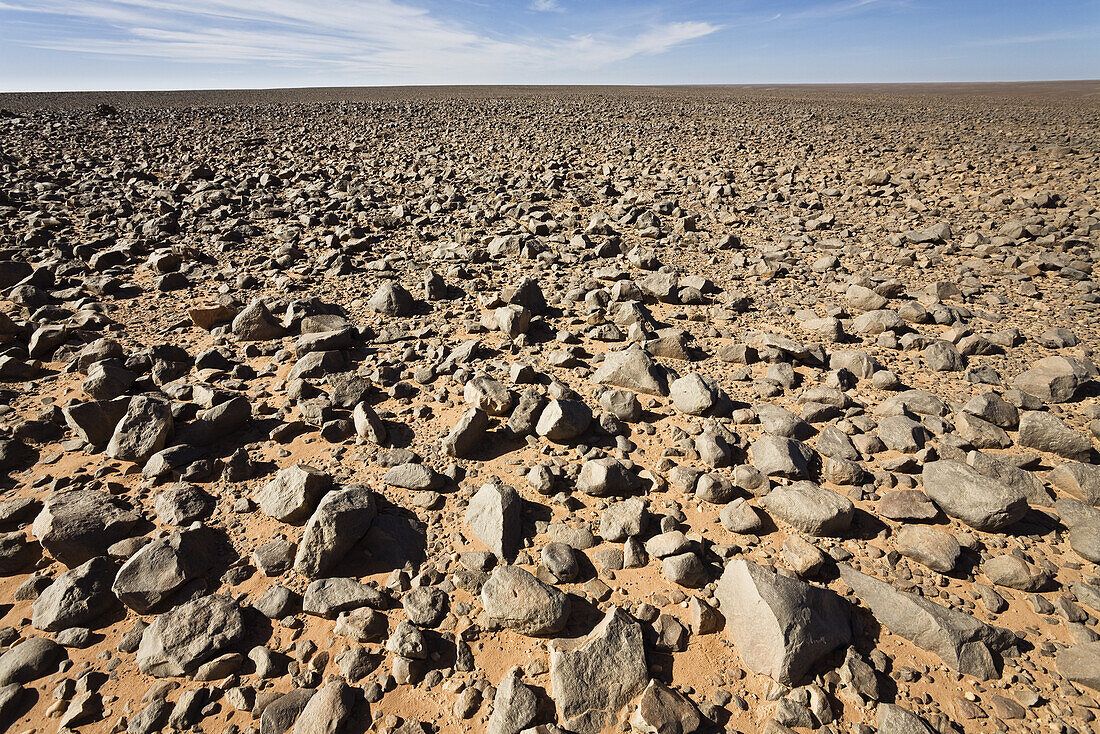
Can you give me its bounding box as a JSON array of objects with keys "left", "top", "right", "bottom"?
[{"left": 0, "top": 83, "right": 1098, "bottom": 734}]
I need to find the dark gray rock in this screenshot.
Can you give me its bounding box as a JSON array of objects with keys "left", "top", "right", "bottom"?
[
  {"left": 294, "top": 484, "right": 377, "bottom": 577},
  {"left": 715, "top": 559, "right": 852, "bottom": 686},
  {"left": 32, "top": 556, "right": 115, "bottom": 631},
  {"left": 839, "top": 565, "right": 1014, "bottom": 679},
  {"left": 920, "top": 460, "right": 1027, "bottom": 531},
  {"left": 32, "top": 490, "right": 139, "bottom": 566},
  {"left": 136, "top": 594, "right": 244, "bottom": 677},
  {"left": 549, "top": 606, "right": 647, "bottom": 734}
]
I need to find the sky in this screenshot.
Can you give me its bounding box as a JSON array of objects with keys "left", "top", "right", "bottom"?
[{"left": 0, "top": 0, "right": 1098, "bottom": 91}]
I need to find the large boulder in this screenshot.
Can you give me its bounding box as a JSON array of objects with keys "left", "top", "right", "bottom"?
[
  {"left": 761, "top": 481, "right": 853, "bottom": 536},
  {"left": 32, "top": 490, "right": 139, "bottom": 566},
  {"left": 1056, "top": 642, "right": 1100, "bottom": 692},
  {"left": 32, "top": 556, "right": 116, "bottom": 631},
  {"left": 1014, "top": 356, "right": 1093, "bottom": 403},
  {"left": 839, "top": 565, "right": 1015, "bottom": 680},
  {"left": 136, "top": 594, "right": 244, "bottom": 677},
  {"left": 253, "top": 465, "right": 331, "bottom": 524},
  {"left": 593, "top": 348, "right": 669, "bottom": 396},
  {"left": 920, "top": 460, "right": 1027, "bottom": 531},
  {"left": 750, "top": 435, "right": 814, "bottom": 479},
  {"left": 549, "top": 606, "right": 647, "bottom": 734},
  {"left": 105, "top": 394, "right": 174, "bottom": 464},
  {"left": 465, "top": 484, "right": 521, "bottom": 560},
  {"left": 1017, "top": 411, "right": 1092, "bottom": 462},
  {"left": 715, "top": 559, "right": 851, "bottom": 685},
  {"left": 481, "top": 566, "right": 569, "bottom": 636},
  {"left": 294, "top": 484, "right": 377, "bottom": 577},
  {"left": 112, "top": 530, "right": 214, "bottom": 613},
  {"left": 0, "top": 638, "right": 64, "bottom": 685}
]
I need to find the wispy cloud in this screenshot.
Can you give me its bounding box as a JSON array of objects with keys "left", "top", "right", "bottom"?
[
  {"left": 0, "top": 0, "right": 718, "bottom": 83},
  {"left": 962, "top": 27, "right": 1100, "bottom": 47},
  {"left": 530, "top": 0, "right": 562, "bottom": 12},
  {"left": 776, "top": 0, "right": 900, "bottom": 22}
]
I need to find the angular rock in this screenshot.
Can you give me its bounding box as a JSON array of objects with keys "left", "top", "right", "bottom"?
[
  {"left": 715, "top": 559, "right": 852, "bottom": 686},
  {"left": 32, "top": 490, "right": 138, "bottom": 566},
  {"left": 32, "top": 556, "right": 116, "bottom": 631},
  {"left": 839, "top": 565, "right": 1014, "bottom": 679},
  {"left": 465, "top": 483, "right": 521, "bottom": 560},
  {"left": 442, "top": 408, "right": 489, "bottom": 458},
  {"left": 105, "top": 395, "right": 173, "bottom": 464},
  {"left": 920, "top": 460, "right": 1027, "bottom": 531},
  {"left": 253, "top": 465, "right": 331, "bottom": 524},
  {"left": 549, "top": 607, "right": 647, "bottom": 734},
  {"left": 294, "top": 484, "right": 376, "bottom": 577},
  {"left": 762, "top": 482, "right": 853, "bottom": 537},
  {"left": 593, "top": 347, "right": 669, "bottom": 396},
  {"left": 1018, "top": 410, "right": 1092, "bottom": 462},
  {"left": 1056, "top": 642, "right": 1100, "bottom": 692},
  {"left": 481, "top": 566, "right": 569, "bottom": 636},
  {"left": 536, "top": 399, "right": 592, "bottom": 441},
  {"left": 136, "top": 594, "right": 244, "bottom": 677}
]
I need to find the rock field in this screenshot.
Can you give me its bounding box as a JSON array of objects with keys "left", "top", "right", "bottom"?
[{"left": 0, "top": 83, "right": 1099, "bottom": 734}]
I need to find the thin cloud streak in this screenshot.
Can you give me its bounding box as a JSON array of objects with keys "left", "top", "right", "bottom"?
[{"left": 1, "top": 0, "right": 719, "bottom": 83}]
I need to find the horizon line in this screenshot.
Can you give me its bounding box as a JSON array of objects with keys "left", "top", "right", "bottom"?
[{"left": 3, "top": 78, "right": 1100, "bottom": 96}]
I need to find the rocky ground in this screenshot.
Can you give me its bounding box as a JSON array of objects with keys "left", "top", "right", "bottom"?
[{"left": 0, "top": 82, "right": 1098, "bottom": 734}]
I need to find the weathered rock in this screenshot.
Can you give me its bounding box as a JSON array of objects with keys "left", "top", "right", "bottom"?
[
  {"left": 487, "top": 669, "right": 538, "bottom": 734},
  {"left": 670, "top": 374, "right": 717, "bottom": 415},
  {"left": 715, "top": 559, "right": 852, "bottom": 685},
  {"left": 750, "top": 435, "right": 814, "bottom": 479},
  {"left": 105, "top": 395, "right": 174, "bottom": 464},
  {"left": 593, "top": 347, "right": 669, "bottom": 396},
  {"left": 1014, "top": 356, "right": 1092, "bottom": 403},
  {"left": 136, "top": 594, "right": 244, "bottom": 677},
  {"left": 1018, "top": 410, "right": 1092, "bottom": 461},
  {"left": 294, "top": 484, "right": 376, "bottom": 577},
  {"left": 113, "top": 530, "right": 216, "bottom": 612},
  {"left": 549, "top": 607, "right": 647, "bottom": 734},
  {"left": 920, "top": 460, "right": 1027, "bottom": 531},
  {"left": 465, "top": 483, "right": 521, "bottom": 560},
  {"left": 32, "top": 556, "right": 115, "bottom": 631},
  {"left": 982, "top": 555, "right": 1050, "bottom": 591},
  {"left": 630, "top": 679, "right": 702, "bottom": 734},
  {"left": 368, "top": 280, "right": 414, "bottom": 316},
  {"left": 895, "top": 525, "right": 959, "bottom": 573},
  {"left": 0, "top": 637, "right": 63, "bottom": 685},
  {"left": 481, "top": 566, "right": 569, "bottom": 636},
  {"left": 153, "top": 484, "right": 213, "bottom": 525},
  {"left": 291, "top": 679, "right": 354, "bottom": 734},
  {"left": 254, "top": 465, "right": 331, "bottom": 524},
  {"left": 536, "top": 399, "right": 592, "bottom": 441},
  {"left": 877, "top": 703, "right": 936, "bottom": 734},
  {"left": 1056, "top": 642, "right": 1100, "bottom": 692},
  {"left": 442, "top": 408, "right": 489, "bottom": 458},
  {"left": 232, "top": 299, "right": 285, "bottom": 341},
  {"left": 762, "top": 482, "right": 853, "bottom": 536},
  {"left": 1051, "top": 461, "right": 1100, "bottom": 506},
  {"left": 32, "top": 490, "right": 138, "bottom": 566},
  {"left": 576, "top": 457, "right": 638, "bottom": 496},
  {"left": 839, "top": 565, "right": 1014, "bottom": 679}
]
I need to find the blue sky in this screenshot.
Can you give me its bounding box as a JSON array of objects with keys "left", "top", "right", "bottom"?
[{"left": 1, "top": 0, "right": 1097, "bottom": 91}]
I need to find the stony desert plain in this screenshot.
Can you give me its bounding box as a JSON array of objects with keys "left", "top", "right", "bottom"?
[{"left": 0, "top": 82, "right": 1099, "bottom": 734}]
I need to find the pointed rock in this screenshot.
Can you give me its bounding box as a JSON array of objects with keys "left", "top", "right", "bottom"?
[
  {"left": 715, "top": 559, "right": 852, "bottom": 685},
  {"left": 839, "top": 565, "right": 1015, "bottom": 680},
  {"left": 549, "top": 607, "right": 647, "bottom": 734}
]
